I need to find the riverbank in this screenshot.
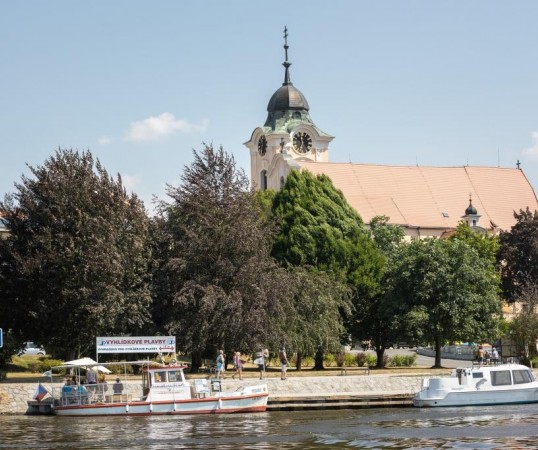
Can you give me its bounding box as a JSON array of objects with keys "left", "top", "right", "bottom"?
[{"left": 2, "top": 369, "right": 436, "bottom": 414}]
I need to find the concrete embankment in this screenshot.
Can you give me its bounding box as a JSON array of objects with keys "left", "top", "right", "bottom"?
[{"left": 1, "top": 373, "right": 427, "bottom": 414}]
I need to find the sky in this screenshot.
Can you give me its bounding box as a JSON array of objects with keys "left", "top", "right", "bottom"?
[{"left": 2, "top": 1, "right": 538, "bottom": 212}]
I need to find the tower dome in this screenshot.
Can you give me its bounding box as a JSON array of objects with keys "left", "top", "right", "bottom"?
[
  {"left": 267, "top": 84, "right": 309, "bottom": 113},
  {"left": 465, "top": 198, "right": 477, "bottom": 215}
]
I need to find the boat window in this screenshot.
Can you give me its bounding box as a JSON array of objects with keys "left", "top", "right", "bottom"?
[
  {"left": 168, "top": 370, "right": 182, "bottom": 382},
  {"left": 513, "top": 369, "right": 534, "bottom": 384},
  {"left": 491, "top": 370, "right": 512, "bottom": 386},
  {"left": 472, "top": 372, "right": 484, "bottom": 379},
  {"left": 154, "top": 371, "right": 167, "bottom": 383}
]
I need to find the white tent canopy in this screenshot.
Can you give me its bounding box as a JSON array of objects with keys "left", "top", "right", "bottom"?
[{"left": 58, "top": 357, "right": 112, "bottom": 374}]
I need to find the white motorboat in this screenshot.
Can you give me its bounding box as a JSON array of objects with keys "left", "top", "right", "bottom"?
[
  {"left": 413, "top": 363, "right": 538, "bottom": 407},
  {"left": 50, "top": 361, "right": 268, "bottom": 416}
]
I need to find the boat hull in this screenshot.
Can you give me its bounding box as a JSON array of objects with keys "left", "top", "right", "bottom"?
[
  {"left": 414, "top": 387, "right": 538, "bottom": 407},
  {"left": 54, "top": 392, "right": 268, "bottom": 416}
]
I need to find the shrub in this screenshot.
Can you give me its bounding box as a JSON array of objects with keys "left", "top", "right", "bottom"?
[
  {"left": 302, "top": 356, "right": 314, "bottom": 367},
  {"left": 344, "top": 353, "right": 356, "bottom": 367},
  {"left": 324, "top": 353, "right": 336, "bottom": 367},
  {"left": 366, "top": 353, "right": 378, "bottom": 367},
  {"left": 355, "top": 352, "right": 368, "bottom": 367},
  {"left": 334, "top": 352, "right": 345, "bottom": 367},
  {"left": 387, "top": 354, "right": 417, "bottom": 367}
]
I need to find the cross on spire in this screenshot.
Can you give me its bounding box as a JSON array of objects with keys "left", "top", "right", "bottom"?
[{"left": 282, "top": 26, "right": 292, "bottom": 85}]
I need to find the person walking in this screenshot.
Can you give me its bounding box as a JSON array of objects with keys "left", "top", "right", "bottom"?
[
  {"left": 232, "top": 351, "right": 243, "bottom": 380},
  {"left": 279, "top": 347, "right": 288, "bottom": 380},
  {"left": 216, "top": 350, "right": 225, "bottom": 379}
]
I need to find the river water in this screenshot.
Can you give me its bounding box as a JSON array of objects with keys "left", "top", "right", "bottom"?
[{"left": 2, "top": 404, "right": 538, "bottom": 449}]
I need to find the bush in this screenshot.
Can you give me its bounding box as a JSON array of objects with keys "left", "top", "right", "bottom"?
[
  {"left": 366, "top": 353, "right": 378, "bottom": 367},
  {"left": 344, "top": 353, "right": 356, "bottom": 367},
  {"left": 324, "top": 353, "right": 336, "bottom": 367},
  {"left": 302, "top": 356, "right": 314, "bottom": 367},
  {"left": 355, "top": 352, "right": 368, "bottom": 367},
  {"left": 334, "top": 352, "right": 345, "bottom": 367},
  {"left": 387, "top": 354, "right": 417, "bottom": 367}
]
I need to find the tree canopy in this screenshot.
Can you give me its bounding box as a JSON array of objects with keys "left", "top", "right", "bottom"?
[
  {"left": 0, "top": 149, "right": 152, "bottom": 359},
  {"left": 388, "top": 237, "right": 500, "bottom": 367},
  {"left": 271, "top": 170, "right": 384, "bottom": 299},
  {"left": 499, "top": 208, "right": 538, "bottom": 301},
  {"left": 152, "top": 144, "right": 293, "bottom": 370}
]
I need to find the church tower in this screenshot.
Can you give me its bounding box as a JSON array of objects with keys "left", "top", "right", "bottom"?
[
  {"left": 462, "top": 194, "right": 483, "bottom": 231},
  {"left": 244, "top": 27, "right": 333, "bottom": 190}
]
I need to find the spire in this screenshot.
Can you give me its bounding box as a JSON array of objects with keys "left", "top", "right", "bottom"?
[{"left": 283, "top": 26, "right": 292, "bottom": 86}]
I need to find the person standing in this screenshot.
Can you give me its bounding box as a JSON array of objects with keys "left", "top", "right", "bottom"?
[
  {"left": 279, "top": 347, "right": 288, "bottom": 380},
  {"left": 216, "top": 350, "right": 225, "bottom": 379},
  {"left": 232, "top": 351, "right": 243, "bottom": 380},
  {"left": 254, "top": 349, "right": 268, "bottom": 380}
]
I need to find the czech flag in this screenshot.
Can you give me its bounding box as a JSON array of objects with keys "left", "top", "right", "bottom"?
[{"left": 33, "top": 383, "right": 48, "bottom": 401}]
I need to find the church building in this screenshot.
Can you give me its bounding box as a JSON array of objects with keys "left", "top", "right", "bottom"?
[{"left": 244, "top": 29, "right": 538, "bottom": 238}]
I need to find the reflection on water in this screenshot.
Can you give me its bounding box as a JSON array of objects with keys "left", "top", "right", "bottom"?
[{"left": 2, "top": 404, "right": 538, "bottom": 449}]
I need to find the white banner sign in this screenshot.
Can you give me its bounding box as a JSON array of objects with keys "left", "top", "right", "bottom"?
[{"left": 96, "top": 336, "right": 176, "bottom": 354}]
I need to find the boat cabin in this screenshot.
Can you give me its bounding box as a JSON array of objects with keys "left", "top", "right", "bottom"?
[
  {"left": 454, "top": 366, "right": 535, "bottom": 388},
  {"left": 142, "top": 365, "right": 192, "bottom": 402}
]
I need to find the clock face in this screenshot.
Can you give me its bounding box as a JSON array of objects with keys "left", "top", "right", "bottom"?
[
  {"left": 258, "top": 136, "right": 267, "bottom": 156},
  {"left": 293, "top": 132, "right": 312, "bottom": 154}
]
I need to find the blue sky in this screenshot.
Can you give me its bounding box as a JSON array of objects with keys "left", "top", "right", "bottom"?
[{"left": 2, "top": 1, "right": 538, "bottom": 212}]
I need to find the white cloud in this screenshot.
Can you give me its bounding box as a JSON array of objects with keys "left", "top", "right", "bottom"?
[
  {"left": 98, "top": 136, "right": 111, "bottom": 145},
  {"left": 124, "top": 113, "right": 208, "bottom": 142},
  {"left": 523, "top": 132, "right": 538, "bottom": 160},
  {"left": 121, "top": 173, "right": 141, "bottom": 192}
]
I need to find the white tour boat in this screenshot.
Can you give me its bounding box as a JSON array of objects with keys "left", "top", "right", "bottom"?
[
  {"left": 413, "top": 363, "right": 538, "bottom": 407},
  {"left": 51, "top": 361, "right": 268, "bottom": 416}
]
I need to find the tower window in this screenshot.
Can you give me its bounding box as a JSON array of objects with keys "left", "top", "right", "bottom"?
[
  {"left": 473, "top": 219, "right": 477, "bottom": 226},
  {"left": 280, "top": 176, "right": 285, "bottom": 189},
  {"left": 293, "top": 111, "right": 301, "bottom": 120},
  {"left": 260, "top": 170, "right": 268, "bottom": 191}
]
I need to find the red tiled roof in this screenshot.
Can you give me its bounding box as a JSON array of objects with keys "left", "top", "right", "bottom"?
[{"left": 297, "top": 162, "right": 538, "bottom": 230}]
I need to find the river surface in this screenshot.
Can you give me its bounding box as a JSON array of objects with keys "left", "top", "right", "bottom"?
[{"left": 2, "top": 404, "right": 538, "bottom": 449}]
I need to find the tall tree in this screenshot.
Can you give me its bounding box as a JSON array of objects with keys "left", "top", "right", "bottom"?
[
  {"left": 388, "top": 237, "right": 500, "bottom": 367},
  {"left": 499, "top": 208, "right": 538, "bottom": 301},
  {"left": 270, "top": 170, "right": 384, "bottom": 368},
  {"left": 152, "top": 144, "right": 292, "bottom": 371},
  {"left": 353, "top": 216, "right": 405, "bottom": 367},
  {"left": 0, "top": 149, "right": 152, "bottom": 359}
]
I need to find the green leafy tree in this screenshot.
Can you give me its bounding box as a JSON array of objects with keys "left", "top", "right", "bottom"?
[
  {"left": 271, "top": 170, "right": 384, "bottom": 368},
  {"left": 152, "top": 144, "right": 292, "bottom": 371},
  {"left": 0, "top": 149, "right": 152, "bottom": 359},
  {"left": 499, "top": 208, "right": 538, "bottom": 301},
  {"left": 353, "top": 216, "right": 405, "bottom": 367},
  {"left": 388, "top": 237, "right": 500, "bottom": 367},
  {"left": 281, "top": 267, "right": 351, "bottom": 370},
  {"left": 507, "top": 284, "right": 538, "bottom": 362}
]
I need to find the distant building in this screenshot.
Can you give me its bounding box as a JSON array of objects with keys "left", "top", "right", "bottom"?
[{"left": 245, "top": 29, "right": 538, "bottom": 238}]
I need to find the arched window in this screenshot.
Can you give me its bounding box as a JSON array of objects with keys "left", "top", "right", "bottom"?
[
  {"left": 260, "top": 170, "right": 267, "bottom": 191},
  {"left": 293, "top": 111, "right": 301, "bottom": 120},
  {"left": 280, "top": 176, "right": 285, "bottom": 189}
]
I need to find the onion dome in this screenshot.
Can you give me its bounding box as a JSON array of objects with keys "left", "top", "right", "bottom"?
[{"left": 465, "top": 197, "right": 477, "bottom": 215}]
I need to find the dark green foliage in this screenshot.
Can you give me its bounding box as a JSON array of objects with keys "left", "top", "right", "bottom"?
[
  {"left": 152, "top": 144, "right": 293, "bottom": 369},
  {"left": 0, "top": 149, "right": 152, "bottom": 359},
  {"left": 272, "top": 171, "right": 384, "bottom": 296},
  {"left": 499, "top": 208, "right": 538, "bottom": 301}
]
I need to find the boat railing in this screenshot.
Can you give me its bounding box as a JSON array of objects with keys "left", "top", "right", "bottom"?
[{"left": 56, "top": 382, "right": 134, "bottom": 406}]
